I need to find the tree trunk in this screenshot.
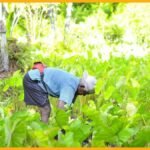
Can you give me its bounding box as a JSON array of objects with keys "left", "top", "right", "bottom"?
[
  {"left": 64, "top": 3, "right": 73, "bottom": 42},
  {"left": 48, "top": 4, "right": 57, "bottom": 41},
  {"left": 49, "top": 5, "right": 56, "bottom": 31},
  {"left": 0, "top": 3, "right": 9, "bottom": 72}
]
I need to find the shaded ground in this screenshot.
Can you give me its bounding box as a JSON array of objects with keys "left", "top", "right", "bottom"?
[{"left": 0, "top": 60, "right": 18, "bottom": 78}]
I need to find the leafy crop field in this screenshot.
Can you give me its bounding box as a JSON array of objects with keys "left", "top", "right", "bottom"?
[
  {"left": 0, "top": 3, "right": 150, "bottom": 147},
  {"left": 0, "top": 55, "right": 150, "bottom": 147}
]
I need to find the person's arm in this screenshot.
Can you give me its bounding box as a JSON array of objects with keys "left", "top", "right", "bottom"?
[
  {"left": 58, "top": 86, "right": 76, "bottom": 109},
  {"left": 57, "top": 100, "right": 66, "bottom": 109}
]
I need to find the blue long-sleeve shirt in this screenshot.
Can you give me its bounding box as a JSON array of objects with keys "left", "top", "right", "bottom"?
[{"left": 28, "top": 68, "right": 80, "bottom": 105}]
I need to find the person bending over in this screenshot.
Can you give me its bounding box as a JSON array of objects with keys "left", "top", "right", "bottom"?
[{"left": 23, "top": 62, "right": 96, "bottom": 123}]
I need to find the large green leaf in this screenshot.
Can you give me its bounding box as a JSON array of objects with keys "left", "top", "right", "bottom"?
[
  {"left": 4, "top": 116, "right": 27, "bottom": 147},
  {"left": 95, "top": 79, "right": 104, "bottom": 95},
  {"left": 69, "top": 119, "right": 91, "bottom": 143},
  {"left": 27, "top": 130, "right": 49, "bottom": 147},
  {"left": 55, "top": 109, "right": 70, "bottom": 127},
  {"left": 0, "top": 120, "right": 5, "bottom": 147},
  {"left": 104, "top": 86, "right": 115, "bottom": 100},
  {"left": 130, "top": 126, "right": 150, "bottom": 147},
  {"left": 56, "top": 131, "right": 80, "bottom": 147},
  {"left": 118, "top": 127, "right": 135, "bottom": 143}
]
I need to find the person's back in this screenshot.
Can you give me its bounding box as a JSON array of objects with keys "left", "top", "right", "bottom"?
[{"left": 44, "top": 68, "right": 80, "bottom": 94}]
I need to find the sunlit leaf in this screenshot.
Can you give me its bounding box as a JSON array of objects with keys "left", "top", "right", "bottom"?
[
  {"left": 55, "top": 109, "right": 70, "bottom": 127},
  {"left": 104, "top": 86, "right": 115, "bottom": 100},
  {"left": 118, "top": 127, "right": 135, "bottom": 143},
  {"left": 130, "top": 78, "right": 140, "bottom": 88}
]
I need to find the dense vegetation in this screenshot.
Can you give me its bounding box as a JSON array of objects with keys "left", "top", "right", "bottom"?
[{"left": 0, "top": 3, "right": 150, "bottom": 147}]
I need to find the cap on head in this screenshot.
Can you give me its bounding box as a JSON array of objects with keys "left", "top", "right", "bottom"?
[{"left": 80, "top": 71, "right": 97, "bottom": 92}]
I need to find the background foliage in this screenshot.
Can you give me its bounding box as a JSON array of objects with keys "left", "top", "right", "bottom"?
[{"left": 0, "top": 2, "right": 150, "bottom": 147}]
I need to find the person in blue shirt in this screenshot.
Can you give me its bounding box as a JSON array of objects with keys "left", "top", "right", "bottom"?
[{"left": 23, "top": 62, "right": 96, "bottom": 123}]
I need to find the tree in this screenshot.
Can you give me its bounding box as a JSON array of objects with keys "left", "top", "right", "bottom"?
[{"left": 0, "top": 3, "right": 9, "bottom": 72}]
